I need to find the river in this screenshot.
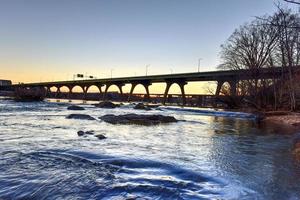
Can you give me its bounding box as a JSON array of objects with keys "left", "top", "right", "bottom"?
[{"left": 0, "top": 98, "right": 299, "bottom": 200}]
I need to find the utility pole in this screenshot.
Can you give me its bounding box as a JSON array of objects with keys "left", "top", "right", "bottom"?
[
  {"left": 198, "top": 58, "right": 202, "bottom": 72},
  {"left": 146, "top": 64, "right": 150, "bottom": 76},
  {"left": 170, "top": 68, "right": 173, "bottom": 74},
  {"left": 110, "top": 69, "right": 114, "bottom": 79}
]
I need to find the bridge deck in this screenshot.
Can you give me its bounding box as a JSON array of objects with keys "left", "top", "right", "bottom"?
[{"left": 14, "top": 66, "right": 294, "bottom": 87}]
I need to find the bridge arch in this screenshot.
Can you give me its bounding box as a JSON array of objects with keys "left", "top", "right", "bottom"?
[
  {"left": 86, "top": 84, "right": 103, "bottom": 93},
  {"left": 85, "top": 85, "right": 103, "bottom": 100},
  {"left": 49, "top": 86, "right": 59, "bottom": 93},
  {"left": 59, "top": 86, "right": 71, "bottom": 93},
  {"left": 163, "top": 80, "right": 187, "bottom": 106},
  {"left": 128, "top": 82, "right": 151, "bottom": 102},
  {"left": 69, "top": 85, "right": 84, "bottom": 93},
  {"left": 103, "top": 83, "right": 124, "bottom": 100}
]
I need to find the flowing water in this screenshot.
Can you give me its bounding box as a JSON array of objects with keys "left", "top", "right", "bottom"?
[{"left": 0, "top": 98, "right": 299, "bottom": 200}]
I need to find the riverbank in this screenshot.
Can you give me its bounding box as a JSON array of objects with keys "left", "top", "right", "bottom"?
[{"left": 262, "top": 111, "right": 300, "bottom": 132}]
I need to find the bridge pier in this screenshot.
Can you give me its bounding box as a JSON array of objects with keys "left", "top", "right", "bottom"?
[
  {"left": 67, "top": 85, "right": 73, "bottom": 100},
  {"left": 228, "top": 80, "right": 237, "bottom": 96},
  {"left": 215, "top": 80, "right": 224, "bottom": 96},
  {"left": 96, "top": 84, "right": 103, "bottom": 100},
  {"left": 163, "top": 80, "right": 187, "bottom": 106},
  {"left": 82, "top": 86, "right": 88, "bottom": 100},
  {"left": 44, "top": 87, "right": 50, "bottom": 97},
  {"left": 55, "top": 86, "right": 61, "bottom": 98}
]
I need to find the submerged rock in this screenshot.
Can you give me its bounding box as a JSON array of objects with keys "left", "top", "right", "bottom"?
[
  {"left": 99, "top": 113, "right": 177, "bottom": 126},
  {"left": 95, "top": 101, "right": 120, "bottom": 109},
  {"left": 67, "top": 105, "right": 85, "bottom": 110},
  {"left": 95, "top": 134, "right": 107, "bottom": 140},
  {"left": 77, "top": 130, "right": 106, "bottom": 140},
  {"left": 134, "top": 103, "right": 151, "bottom": 111},
  {"left": 66, "top": 114, "right": 95, "bottom": 120}
]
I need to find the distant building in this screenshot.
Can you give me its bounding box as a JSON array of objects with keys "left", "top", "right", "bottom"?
[{"left": 0, "top": 80, "right": 12, "bottom": 86}]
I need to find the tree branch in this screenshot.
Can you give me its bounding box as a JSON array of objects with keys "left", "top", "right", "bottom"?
[{"left": 283, "top": 0, "right": 300, "bottom": 5}]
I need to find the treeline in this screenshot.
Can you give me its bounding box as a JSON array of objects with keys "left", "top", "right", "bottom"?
[{"left": 219, "top": 5, "right": 300, "bottom": 111}]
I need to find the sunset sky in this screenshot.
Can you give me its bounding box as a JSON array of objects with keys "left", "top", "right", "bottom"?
[{"left": 0, "top": 0, "right": 297, "bottom": 93}]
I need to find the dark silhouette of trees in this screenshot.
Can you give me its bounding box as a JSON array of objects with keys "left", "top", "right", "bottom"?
[{"left": 219, "top": 7, "right": 300, "bottom": 111}]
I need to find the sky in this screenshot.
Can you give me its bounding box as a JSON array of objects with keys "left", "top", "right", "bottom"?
[{"left": 0, "top": 0, "right": 298, "bottom": 93}]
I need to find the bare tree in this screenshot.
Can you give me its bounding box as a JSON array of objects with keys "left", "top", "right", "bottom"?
[
  {"left": 283, "top": 0, "right": 300, "bottom": 5},
  {"left": 270, "top": 8, "right": 300, "bottom": 110},
  {"left": 219, "top": 19, "right": 278, "bottom": 108},
  {"left": 219, "top": 7, "right": 300, "bottom": 110}
]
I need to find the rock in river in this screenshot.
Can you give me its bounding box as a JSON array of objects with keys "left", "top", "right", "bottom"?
[
  {"left": 77, "top": 130, "right": 106, "bottom": 140},
  {"left": 95, "top": 134, "right": 107, "bottom": 140},
  {"left": 134, "top": 103, "right": 151, "bottom": 110},
  {"left": 67, "top": 105, "right": 85, "bottom": 110},
  {"left": 77, "top": 131, "right": 85, "bottom": 136},
  {"left": 66, "top": 114, "right": 95, "bottom": 120},
  {"left": 77, "top": 130, "right": 96, "bottom": 136},
  {"left": 99, "top": 113, "right": 177, "bottom": 126},
  {"left": 95, "top": 101, "right": 120, "bottom": 109}
]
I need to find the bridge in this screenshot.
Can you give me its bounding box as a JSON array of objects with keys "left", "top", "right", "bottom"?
[{"left": 12, "top": 66, "right": 300, "bottom": 105}]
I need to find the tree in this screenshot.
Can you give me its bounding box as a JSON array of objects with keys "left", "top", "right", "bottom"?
[
  {"left": 219, "top": 8, "right": 300, "bottom": 110},
  {"left": 219, "top": 19, "right": 278, "bottom": 108}
]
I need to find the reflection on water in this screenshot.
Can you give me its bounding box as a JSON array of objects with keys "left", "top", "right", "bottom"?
[{"left": 0, "top": 98, "right": 299, "bottom": 200}]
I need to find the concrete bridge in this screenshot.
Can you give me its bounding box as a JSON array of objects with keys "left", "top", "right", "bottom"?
[{"left": 12, "top": 66, "right": 300, "bottom": 105}]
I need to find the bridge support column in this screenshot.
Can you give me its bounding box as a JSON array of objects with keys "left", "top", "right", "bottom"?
[
  {"left": 82, "top": 86, "right": 89, "bottom": 100},
  {"left": 45, "top": 87, "right": 50, "bottom": 97},
  {"left": 215, "top": 80, "right": 224, "bottom": 96},
  {"left": 163, "top": 82, "right": 172, "bottom": 105},
  {"left": 128, "top": 83, "right": 137, "bottom": 102},
  {"left": 67, "top": 86, "right": 73, "bottom": 100},
  {"left": 144, "top": 83, "right": 151, "bottom": 102},
  {"left": 103, "top": 84, "right": 109, "bottom": 100},
  {"left": 117, "top": 84, "right": 124, "bottom": 95},
  {"left": 178, "top": 82, "right": 187, "bottom": 106},
  {"left": 229, "top": 80, "right": 237, "bottom": 96},
  {"left": 96, "top": 84, "right": 103, "bottom": 100},
  {"left": 55, "top": 87, "right": 61, "bottom": 98}
]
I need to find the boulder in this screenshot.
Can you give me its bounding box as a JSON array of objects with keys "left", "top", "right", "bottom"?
[
  {"left": 95, "top": 134, "right": 107, "bottom": 140},
  {"left": 77, "top": 131, "right": 85, "bottom": 136},
  {"left": 77, "top": 130, "right": 96, "bottom": 136},
  {"left": 95, "top": 101, "right": 120, "bottom": 109},
  {"left": 85, "top": 130, "right": 95, "bottom": 135},
  {"left": 134, "top": 103, "right": 151, "bottom": 110},
  {"left": 99, "top": 113, "right": 177, "bottom": 126},
  {"left": 67, "top": 105, "right": 85, "bottom": 110},
  {"left": 66, "top": 114, "right": 95, "bottom": 120}
]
